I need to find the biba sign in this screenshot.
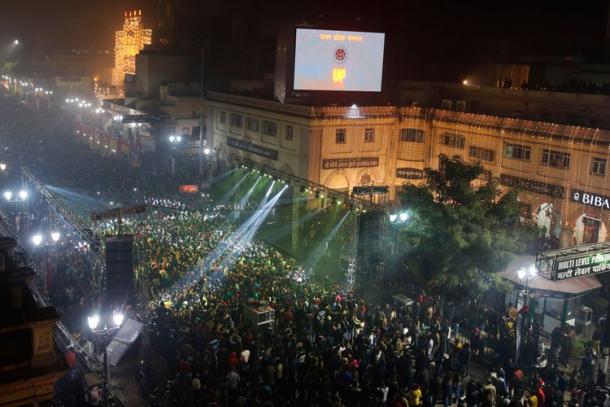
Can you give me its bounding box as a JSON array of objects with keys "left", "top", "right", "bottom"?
[{"left": 571, "top": 189, "right": 610, "bottom": 209}]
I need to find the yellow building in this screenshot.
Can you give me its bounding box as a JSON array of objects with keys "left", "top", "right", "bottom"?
[
  {"left": 205, "top": 90, "right": 610, "bottom": 248},
  {"left": 112, "top": 10, "right": 152, "bottom": 90}
]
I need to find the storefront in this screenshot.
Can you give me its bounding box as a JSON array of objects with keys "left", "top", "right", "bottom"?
[{"left": 500, "top": 255, "right": 601, "bottom": 335}]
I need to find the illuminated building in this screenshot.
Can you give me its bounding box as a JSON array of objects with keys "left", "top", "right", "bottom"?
[
  {"left": 112, "top": 10, "right": 152, "bottom": 90},
  {"left": 205, "top": 85, "right": 610, "bottom": 249}
]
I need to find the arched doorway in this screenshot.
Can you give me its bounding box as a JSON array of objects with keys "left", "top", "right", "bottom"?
[
  {"left": 535, "top": 203, "right": 554, "bottom": 238},
  {"left": 574, "top": 214, "right": 607, "bottom": 245},
  {"left": 324, "top": 172, "right": 350, "bottom": 193}
]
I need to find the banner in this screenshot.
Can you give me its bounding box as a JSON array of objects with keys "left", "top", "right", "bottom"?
[
  {"left": 322, "top": 157, "right": 379, "bottom": 169},
  {"left": 553, "top": 249, "right": 610, "bottom": 280}
]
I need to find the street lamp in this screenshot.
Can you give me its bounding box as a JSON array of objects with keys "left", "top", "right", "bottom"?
[
  {"left": 87, "top": 310, "right": 124, "bottom": 405},
  {"left": 204, "top": 147, "right": 211, "bottom": 155},
  {"left": 87, "top": 314, "right": 100, "bottom": 330},
  {"left": 13, "top": 39, "right": 19, "bottom": 46},
  {"left": 31, "top": 233, "right": 43, "bottom": 246},
  {"left": 3, "top": 191, "right": 12, "bottom": 201},
  {"left": 18, "top": 189, "right": 28, "bottom": 201},
  {"left": 112, "top": 311, "right": 125, "bottom": 327},
  {"left": 517, "top": 264, "right": 538, "bottom": 306},
  {"left": 51, "top": 231, "right": 61, "bottom": 243}
]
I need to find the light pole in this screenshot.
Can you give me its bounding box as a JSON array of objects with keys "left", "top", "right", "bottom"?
[
  {"left": 388, "top": 210, "right": 410, "bottom": 254},
  {"left": 87, "top": 310, "right": 125, "bottom": 406},
  {"left": 168, "top": 134, "right": 183, "bottom": 175},
  {"left": 2, "top": 188, "right": 29, "bottom": 233},
  {"left": 31, "top": 231, "right": 61, "bottom": 292},
  {"left": 515, "top": 264, "right": 538, "bottom": 366},
  {"left": 517, "top": 264, "right": 538, "bottom": 308}
]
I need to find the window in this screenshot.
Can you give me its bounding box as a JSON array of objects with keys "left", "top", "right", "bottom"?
[
  {"left": 504, "top": 143, "right": 531, "bottom": 161},
  {"left": 191, "top": 126, "right": 201, "bottom": 137},
  {"left": 364, "top": 128, "right": 375, "bottom": 143},
  {"left": 230, "top": 113, "right": 242, "bottom": 128},
  {"left": 262, "top": 120, "right": 277, "bottom": 137},
  {"left": 441, "top": 132, "right": 465, "bottom": 149},
  {"left": 469, "top": 146, "right": 495, "bottom": 162},
  {"left": 246, "top": 117, "right": 259, "bottom": 132},
  {"left": 591, "top": 157, "right": 607, "bottom": 176},
  {"left": 286, "top": 125, "right": 294, "bottom": 141},
  {"left": 542, "top": 149, "right": 570, "bottom": 169},
  {"left": 336, "top": 128, "right": 346, "bottom": 144},
  {"left": 399, "top": 128, "right": 424, "bottom": 142},
  {"left": 219, "top": 111, "right": 226, "bottom": 124}
]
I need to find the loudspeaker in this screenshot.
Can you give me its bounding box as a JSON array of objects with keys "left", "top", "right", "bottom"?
[{"left": 105, "top": 235, "right": 134, "bottom": 304}]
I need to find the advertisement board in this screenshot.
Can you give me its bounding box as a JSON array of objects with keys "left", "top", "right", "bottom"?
[{"left": 294, "top": 28, "right": 385, "bottom": 92}]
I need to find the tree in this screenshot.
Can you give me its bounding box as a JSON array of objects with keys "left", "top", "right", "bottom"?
[{"left": 398, "top": 154, "right": 541, "bottom": 297}]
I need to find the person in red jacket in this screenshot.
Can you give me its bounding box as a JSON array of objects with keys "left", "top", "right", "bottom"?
[
  {"left": 536, "top": 379, "right": 546, "bottom": 406},
  {"left": 228, "top": 351, "right": 239, "bottom": 370}
]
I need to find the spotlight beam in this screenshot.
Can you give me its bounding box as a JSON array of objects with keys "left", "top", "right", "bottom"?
[
  {"left": 217, "top": 173, "right": 249, "bottom": 206},
  {"left": 302, "top": 210, "right": 352, "bottom": 272},
  {"left": 232, "top": 177, "right": 261, "bottom": 219},
  {"left": 202, "top": 184, "right": 284, "bottom": 283}
]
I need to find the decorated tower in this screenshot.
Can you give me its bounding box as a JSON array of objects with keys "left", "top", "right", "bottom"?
[{"left": 112, "top": 10, "right": 152, "bottom": 90}]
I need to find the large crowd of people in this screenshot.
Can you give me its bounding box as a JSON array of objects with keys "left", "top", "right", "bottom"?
[{"left": 1, "top": 85, "right": 610, "bottom": 406}]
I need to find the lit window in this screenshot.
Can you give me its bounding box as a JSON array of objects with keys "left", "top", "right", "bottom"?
[
  {"left": 591, "top": 157, "right": 607, "bottom": 176},
  {"left": 262, "top": 121, "right": 277, "bottom": 137},
  {"left": 364, "top": 128, "right": 375, "bottom": 143},
  {"left": 541, "top": 149, "right": 570, "bottom": 169},
  {"left": 504, "top": 143, "right": 531, "bottom": 161},
  {"left": 441, "top": 132, "right": 465, "bottom": 149},
  {"left": 469, "top": 146, "right": 495, "bottom": 162},
  {"left": 286, "top": 126, "right": 294, "bottom": 141},
  {"left": 399, "top": 128, "right": 424, "bottom": 142},
  {"left": 336, "top": 128, "right": 346, "bottom": 144}
]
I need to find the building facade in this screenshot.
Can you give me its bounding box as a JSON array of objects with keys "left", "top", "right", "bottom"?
[
  {"left": 0, "top": 237, "right": 68, "bottom": 406},
  {"left": 112, "top": 10, "right": 152, "bottom": 89},
  {"left": 205, "top": 91, "right": 610, "bottom": 248}
]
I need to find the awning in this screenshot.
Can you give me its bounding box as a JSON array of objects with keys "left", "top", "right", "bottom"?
[{"left": 499, "top": 254, "right": 601, "bottom": 295}]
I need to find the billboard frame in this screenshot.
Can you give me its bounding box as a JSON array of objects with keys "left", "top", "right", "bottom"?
[
  {"left": 536, "top": 241, "right": 610, "bottom": 281},
  {"left": 292, "top": 27, "right": 386, "bottom": 94}
]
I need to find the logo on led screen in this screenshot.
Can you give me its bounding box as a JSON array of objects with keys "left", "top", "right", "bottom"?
[
  {"left": 335, "top": 48, "right": 347, "bottom": 63},
  {"left": 332, "top": 68, "right": 346, "bottom": 84}
]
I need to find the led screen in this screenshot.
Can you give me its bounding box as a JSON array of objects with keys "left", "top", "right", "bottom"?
[{"left": 294, "top": 28, "right": 385, "bottom": 92}]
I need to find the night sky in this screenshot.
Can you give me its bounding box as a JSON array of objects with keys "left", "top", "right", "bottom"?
[
  {"left": 1, "top": 0, "right": 609, "bottom": 80},
  {"left": 0, "top": 0, "right": 150, "bottom": 50}
]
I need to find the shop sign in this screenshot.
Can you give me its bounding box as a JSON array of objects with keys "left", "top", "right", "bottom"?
[
  {"left": 499, "top": 174, "right": 564, "bottom": 198},
  {"left": 396, "top": 167, "right": 425, "bottom": 179},
  {"left": 571, "top": 189, "right": 610, "bottom": 210},
  {"left": 227, "top": 137, "right": 278, "bottom": 160},
  {"left": 352, "top": 185, "right": 389, "bottom": 195},
  {"left": 553, "top": 249, "right": 610, "bottom": 280},
  {"left": 322, "top": 157, "right": 379, "bottom": 169}
]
